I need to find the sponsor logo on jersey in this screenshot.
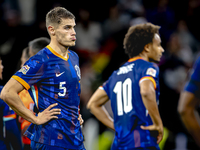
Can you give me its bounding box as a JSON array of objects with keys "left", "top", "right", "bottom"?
[
  {"left": 117, "top": 64, "right": 135, "bottom": 75},
  {"left": 75, "top": 65, "right": 81, "bottom": 79},
  {"left": 56, "top": 72, "right": 65, "bottom": 77},
  {"left": 19, "top": 65, "right": 30, "bottom": 75},
  {"left": 146, "top": 68, "right": 156, "bottom": 77}
]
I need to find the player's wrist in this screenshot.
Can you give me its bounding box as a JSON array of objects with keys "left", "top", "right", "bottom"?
[{"left": 32, "top": 115, "right": 40, "bottom": 125}]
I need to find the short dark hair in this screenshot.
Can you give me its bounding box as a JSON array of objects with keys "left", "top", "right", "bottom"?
[
  {"left": 123, "top": 23, "right": 160, "bottom": 58},
  {"left": 46, "top": 7, "right": 75, "bottom": 28},
  {"left": 28, "top": 37, "right": 50, "bottom": 55}
]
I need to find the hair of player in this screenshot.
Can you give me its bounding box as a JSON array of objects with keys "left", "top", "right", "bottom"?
[
  {"left": 46, "top": 7, "right": 75, "bottom": 28},
  {"left": 123, "top": 23, "right": 161, "bottom": 58},
  {"left": 28, "top": 37, "right": 50, "bottom": 55},
  {"left": 22, "top": 47, "right": 30, "bottom": 59}
]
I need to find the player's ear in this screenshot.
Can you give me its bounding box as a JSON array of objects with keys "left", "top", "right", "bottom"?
[
  {"left": 48, "top": 25, "right": 55, "bottom": 36},
  {"left": 144, "top": 43, "right": 151, "bottom": 53}
]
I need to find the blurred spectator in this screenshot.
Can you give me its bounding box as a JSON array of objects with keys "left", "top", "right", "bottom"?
[
  {"left": 102, "top": 4, "right": 130, "bottom": 39},
  {"left": 176, "top": 19, "right": 200, "bottom": 54},
  {"left": 145, "top": 0, "right": 177, "bottom": 47},
  {"left": 185, "top": 0, "right": 200, "bottom": 42},
  {"left": 164, "top": 33, "right": 194, "bottom": 67},
  {"left": 18, "top": 0, "right": 36, "bottom": 26},
  {"left": 75, "top": 8, "right": 103, "bottom": 65},
  {"left": 118, "top": 0, "right": 145, "bottom": 16},
  {"left": 129, "top": 16, "right": 147, "bottom": 26}
]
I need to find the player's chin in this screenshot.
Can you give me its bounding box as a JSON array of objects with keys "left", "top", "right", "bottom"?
[
  {"left": 65, "top": 43, "right": 75, "bottom": 47},
  {"left": 156, "top": 56, "right": 162, "bottom": 61},
  {"left": 68, "top": 41, "right": 76, "bottom": 47}
]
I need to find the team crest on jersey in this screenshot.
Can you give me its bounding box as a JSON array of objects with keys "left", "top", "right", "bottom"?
[
  {"left": 75, "top": 65, "right": 81, "bottom": 79},
  {"left": 19, "top": 65, "right": 30, "bottom": 75},
  {"left": 146, "top": 68, "right": 156, "bottom": 77}
]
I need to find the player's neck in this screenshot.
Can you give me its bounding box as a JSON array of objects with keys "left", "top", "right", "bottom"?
[
  {"left": 138, "top": 53, "right": 149, "bottom": 62},
  {"left": 49, "top": 43, "right": 69, "bottom": 58}
]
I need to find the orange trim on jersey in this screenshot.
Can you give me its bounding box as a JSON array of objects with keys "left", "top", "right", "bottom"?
[
  {"left": 128, "top": 57, "right": 144, "bottom": 62},
  {"left": 4, "top": 114, "right": 16, "bottom": 119},
  {"left": 12, "top": 75, "right": 30, "bottom": 90},
  {"left": 33, "top": 84, "right": 39, "bottom": 108},
  {"left": 139, "top": 76, "right": 156, "bottom": 89},
  {"left": 46, "top": 45, "right": 69, "bottom": 61}
]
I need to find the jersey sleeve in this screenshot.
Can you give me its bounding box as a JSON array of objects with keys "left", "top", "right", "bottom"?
[
  {"left": 12, "top": 55, "right": 45, "bottom": 90},
  {"left": 139, "top": 63, "right": 159, "bottom": 89},
  {"left": 184, "top": 57, "right": 200, "bottom": 98},
  {"left": 101, "top": 80, "right": 109, "bottom": 95}
]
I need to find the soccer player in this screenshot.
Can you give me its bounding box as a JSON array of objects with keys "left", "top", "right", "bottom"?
[
  {"left": 0, "top": 57, "right": 7, "bottom": 150},
  {"left": 0, "top": 7, "right": 85, "bottom": 150},
  {"left": 28, "top": 37, "right": 50, "bottom": 57},
  {"left": 178, "top": 56, "right": 200, "bottom": 148},
  {"left": 87, "top": 23, "right": 164, "bottom": 150}
]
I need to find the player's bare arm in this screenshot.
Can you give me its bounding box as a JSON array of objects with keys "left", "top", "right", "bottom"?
[
  {"left": 0, "top": 78, "right": 61, "bottom": 125},
  {"left": 139, "top": 79, "right": 163, "bottom": 144},
  {"left": 87, "top": 88, "right": 115, "bottom": 131},
  {"left": 178, "top": 91, "right": 200, "bottom": 147}
]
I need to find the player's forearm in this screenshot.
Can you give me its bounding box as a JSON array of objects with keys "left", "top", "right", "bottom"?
[
  {"left": 180, "top": 109, "right": 200, "bottom": 147},
  {"left": 90, "top": 105, "right": 114, "bottom": 131},
  {"left": 141, "top": 92, "right": 163, "bottom": 127},
  {"left": 1, "top": 91, "right": 38, "bottom": 124}
]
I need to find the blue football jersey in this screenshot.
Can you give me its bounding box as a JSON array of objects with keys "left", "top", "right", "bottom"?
[
  {"left": 184, "top": 56, "right": 200, "bottom": 99},
  {"left": 102, "top": 57, "right": 160, "bottom": 149},
  {"left": 12, "top": 46, "right": 84, "bottom": 149}
]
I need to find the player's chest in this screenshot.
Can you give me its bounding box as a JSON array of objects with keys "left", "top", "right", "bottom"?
[{"left": 44, "top": 59, "right": 81, "bottom": 84}]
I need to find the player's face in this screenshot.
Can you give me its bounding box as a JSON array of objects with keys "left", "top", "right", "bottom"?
[
  {"left": 149, "top": 34, "right": 164, "bottom": 61},
  {"left": 0, "top": 59, "right": 4, "bottom": 80},
  {"left": 55, "top": 18, "right": 76, "bottom": 47}
]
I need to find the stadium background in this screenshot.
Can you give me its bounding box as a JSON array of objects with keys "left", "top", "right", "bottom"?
[{"left": 0, "top": 0, "right": 200, "bottom": 149}]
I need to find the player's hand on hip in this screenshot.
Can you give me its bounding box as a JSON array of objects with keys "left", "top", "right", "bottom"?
[
  {"left": 35, "top": 103, "right": 61, "bottom": 125},
  {"left": 140, "top": 124, "right": 163, "bottom": 144},
  {"left": 78, "top": 114, "right": 84, "bottom": 125}
]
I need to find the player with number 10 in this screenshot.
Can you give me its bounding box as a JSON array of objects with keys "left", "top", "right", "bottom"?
[{"left": 87, "top": 23, "right": 164, "bottom": 150}]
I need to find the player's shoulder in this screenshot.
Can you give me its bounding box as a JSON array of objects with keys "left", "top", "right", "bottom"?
[{"left": 29, "top": 47, "right": 49, "bottom": 61}]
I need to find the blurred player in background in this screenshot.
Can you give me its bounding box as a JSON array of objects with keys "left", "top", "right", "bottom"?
[
  {"left": 0, "top": 57, "right": 7, "bottom": 150},
  {"left": 28, "top": 37, "right": 50, "bottom": 57},
  {"left": 178, "top": 56, "right": 200, "bottom": 148},
  {"left": 1, "top": 54, "right": 22, "bottom": 150},
  {"left": 87, "top": 23, "right": 164, "bottom": 150},
  {"left": 1, "top": 6, "right": 85, "bottom": 150}
]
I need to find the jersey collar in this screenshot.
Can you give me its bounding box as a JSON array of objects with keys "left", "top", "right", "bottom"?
[
  {"left": 128, "top": 56, "right": 144, "bottom": 62},
  {"left": 46, "top": 45, "right": 69, "bottom": 61}
]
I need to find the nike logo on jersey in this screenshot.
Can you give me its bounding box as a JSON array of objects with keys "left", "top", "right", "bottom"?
[{"left": 56, "top": 72, "right": 65, "bottom": 77}]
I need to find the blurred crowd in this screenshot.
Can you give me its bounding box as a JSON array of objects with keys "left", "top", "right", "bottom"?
[{"left": 1, "top": 0, "right": 200, "bottom": 150}]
